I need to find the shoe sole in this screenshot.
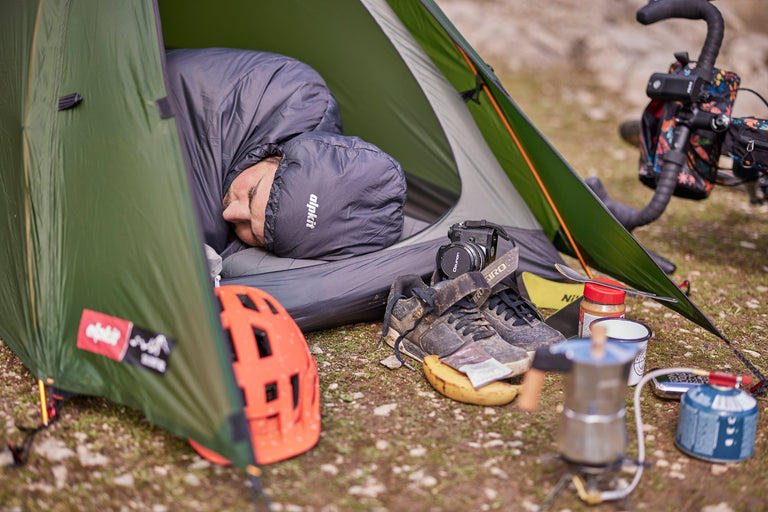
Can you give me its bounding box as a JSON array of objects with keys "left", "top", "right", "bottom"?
[{"left": 384, "top": 327, "right": 532, "bottom": 377}]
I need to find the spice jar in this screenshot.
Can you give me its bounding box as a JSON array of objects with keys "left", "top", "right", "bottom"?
[{"left": 578, "top": 279, "right": 626, "bottom": 337}]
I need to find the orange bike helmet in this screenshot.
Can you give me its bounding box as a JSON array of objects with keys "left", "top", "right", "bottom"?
[{"left": 190, "top": 285, "right": 321, "bottom": 465}]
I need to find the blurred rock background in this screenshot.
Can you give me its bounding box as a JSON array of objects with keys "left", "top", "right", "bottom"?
[{"left": 438, "top": 0, "right": 768, "bottom": 118}]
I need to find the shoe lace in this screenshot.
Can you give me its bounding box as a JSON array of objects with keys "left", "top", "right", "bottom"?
[
  {"left": 379, "top": 287, "right": 436, "bottom": 371},
  {"left": 488, "top": 288, "right": 539, "bottom": 326},
  {"left": 445, "top": 298, "right": 496, "bottom": 341}
]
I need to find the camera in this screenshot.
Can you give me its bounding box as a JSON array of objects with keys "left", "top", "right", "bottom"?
[{"left": 436, "top": 221, "right": 503, "bottom": 279}]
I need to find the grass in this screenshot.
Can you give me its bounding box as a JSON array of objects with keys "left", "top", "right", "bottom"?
[{"left": 2, "top": 64, "right": 768, "bottom": 512}]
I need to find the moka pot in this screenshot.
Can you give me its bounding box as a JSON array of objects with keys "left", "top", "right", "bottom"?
[{"left": 551, "top": 337, "right": 639, "bottom": 467}]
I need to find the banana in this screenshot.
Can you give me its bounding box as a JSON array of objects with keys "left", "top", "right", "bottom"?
[{"left": 422, "top": 355, "right": 520, "bottom": 406}]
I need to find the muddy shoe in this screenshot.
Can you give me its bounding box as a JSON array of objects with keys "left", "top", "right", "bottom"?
[
  {"left": 380, "top": 272, "right": 530, "bottom": 376},
  {"left": 481, "top": 283, "right": 565, "bottom": 355}
]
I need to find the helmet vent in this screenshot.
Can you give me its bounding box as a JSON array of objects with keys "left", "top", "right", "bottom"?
[
  {"left": 237, "top": 294, "right": 259, "bottom": 311},
  {"left": 239, "top": 386, "right": 247, "bottom": 407},
  {"left": 222, "top": 329, "right": 238, "bottom": 362},
  {"left": 253, "top": 327, "right": 272, "bottom": 357},
  {"left": 290, "top": 374, "right": 300, "bottom": 409},
  {"left": 265, "top": 381, "right": 278, "bottom": 402},
  {"left": 264, "top": 298, "right": 279, "bottom": 314}
]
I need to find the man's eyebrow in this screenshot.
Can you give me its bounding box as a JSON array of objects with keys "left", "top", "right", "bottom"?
[
  {"left": 247, "top": 185, "right": 257, "bottom": 210},
  {"left": 247, "top": 184, "right": 260, "bottom": 243}
]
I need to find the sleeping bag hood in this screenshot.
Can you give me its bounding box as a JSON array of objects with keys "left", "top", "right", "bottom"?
[{"left": 264, "top": 132, "right": 406, "bottom": 260}]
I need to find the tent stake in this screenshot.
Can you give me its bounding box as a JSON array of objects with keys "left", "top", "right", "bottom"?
[{"left": 37, "top": 379, "right": 49, "bottom": 426}]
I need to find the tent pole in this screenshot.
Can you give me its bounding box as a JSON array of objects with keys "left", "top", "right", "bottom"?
[{"left": 454, "top": 45, "right": 594, "bottom": 279}]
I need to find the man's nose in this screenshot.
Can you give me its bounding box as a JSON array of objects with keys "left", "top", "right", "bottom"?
[{"left": 222, "top": 201, "right": 248, "bottom": 223}]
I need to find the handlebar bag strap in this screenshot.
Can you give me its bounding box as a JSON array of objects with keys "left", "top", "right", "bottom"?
[
  {"left": 724, "top": 117, "right": 768, "bottom": 180},
  {"left": 637, "top": 61, "right": 740, "bottom": 199}
]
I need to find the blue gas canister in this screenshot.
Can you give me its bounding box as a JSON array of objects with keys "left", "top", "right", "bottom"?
[{"left": 675, "top": 372, "right": 758, "bottom": 463}]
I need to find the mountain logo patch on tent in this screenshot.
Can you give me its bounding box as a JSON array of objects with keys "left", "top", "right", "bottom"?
[
  {"left": 77, "top": 309, "right": 175, "bottom": 375},
  {"left": 124, "top": 326, "right": 175, "bottom": 375}
]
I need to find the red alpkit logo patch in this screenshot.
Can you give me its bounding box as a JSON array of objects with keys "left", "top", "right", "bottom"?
[{"left": 77, "top": 309, "right": 132, "bottom": 362}]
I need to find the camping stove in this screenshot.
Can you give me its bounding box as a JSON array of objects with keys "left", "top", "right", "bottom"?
[{"left": 520, "top": 325, "right": 640, "bottom": 506}]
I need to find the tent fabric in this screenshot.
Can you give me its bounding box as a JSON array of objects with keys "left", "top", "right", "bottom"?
[
  {"left": 0, "top": 0, "right": 255, "bottom": 468},
  {"left": 0, "top": 0, "right": 725, "bottom": 473}
]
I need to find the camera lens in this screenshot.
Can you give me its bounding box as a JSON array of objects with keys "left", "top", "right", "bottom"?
[{"left": 438, "top": 242, "right": 486, "bottom": 279}]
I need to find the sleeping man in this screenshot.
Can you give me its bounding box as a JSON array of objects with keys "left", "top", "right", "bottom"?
[{"left": 164, "top": 47, "right": 407, "bottom": 262}]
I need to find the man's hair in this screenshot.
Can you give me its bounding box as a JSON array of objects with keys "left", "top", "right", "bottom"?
[{"left": 260, "top": 155, "right": 282, "bottom": 166}]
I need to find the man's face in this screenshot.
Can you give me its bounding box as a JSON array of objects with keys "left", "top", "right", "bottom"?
[{"left": 222, "top": 157, "right": 280, "bottom": 247}]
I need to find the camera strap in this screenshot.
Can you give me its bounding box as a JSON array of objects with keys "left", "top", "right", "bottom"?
[{"left": 480, "top": 245, "right": 519, "bottom": 290}]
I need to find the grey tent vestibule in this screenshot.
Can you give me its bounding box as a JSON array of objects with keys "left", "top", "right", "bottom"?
[{"left": 0, "top": 0, "right": 722, "bottom": 475}]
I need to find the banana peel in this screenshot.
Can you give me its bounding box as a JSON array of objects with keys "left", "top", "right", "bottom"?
[{"left": 422, "top": 355, "right": 520, "bottom": 406}]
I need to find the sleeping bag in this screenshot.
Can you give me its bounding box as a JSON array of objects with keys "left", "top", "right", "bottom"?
[{"left": 165, "top": 47, "right": 405, "bottom": 259}]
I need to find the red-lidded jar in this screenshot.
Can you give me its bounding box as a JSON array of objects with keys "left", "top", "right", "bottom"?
[{"left": 578, "top": 279, "right": 626, "bottom": 337}]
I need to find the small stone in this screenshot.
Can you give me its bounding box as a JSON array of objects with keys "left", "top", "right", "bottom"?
[
  {"left": 183, "top": 473, "right": 201, "bottom": 486},
  {"left": 0, "top": 449, "right": 15, "bottom": 466},
  {"left": 409, "top": 446, "right": 427, "bottom": 457},
  {"left": 113, "top": 473, "right": 135, "bottom": 487},
  {"left": 701, "top": 503, "right": 735, "bottom": 512},
  {"left": 320, "top": 464, "right": 339, "bottom": 476},
  {"left": 188, "top": 458, "right": 211, "bottom": 470},
  {"left": 489, "top": 467, "right": 509, "bottom": 479},
  {"left": 77, "top": 445, "right": 110, "bottom": 467},
  {"left": 373, "top": 403, "right": 397, "bottom": 416},
  {"left": 52, "top": 465, "right": 68, "bottom": 489},
  {"left": 348, "top": 477, "right": 386, "bottom": 498},
  {"left": 380, "top": 355, "right": 402, "bottom": 369},
  {"left": 34, "top": 438, "right": 76, "bottom": 462}
]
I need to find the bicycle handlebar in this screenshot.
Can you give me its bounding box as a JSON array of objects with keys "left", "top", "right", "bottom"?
[
  {"left": 637, "top": 0, "right": 724, "bottom": 81},
  {"left": 587, "top": 0, "right": 726, "bottom": 234}
]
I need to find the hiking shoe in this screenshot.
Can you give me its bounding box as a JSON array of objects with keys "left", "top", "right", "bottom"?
[
  {"left": 481, "top": 283, "right": 565, "bottom": 355},
  {"left": 380, "top": 272, "right": 530, "bottom": 376}
]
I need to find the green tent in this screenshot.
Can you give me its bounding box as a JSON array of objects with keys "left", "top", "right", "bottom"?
[{"left": 0, "top": 0, "right": 722, "bottom": 475}]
